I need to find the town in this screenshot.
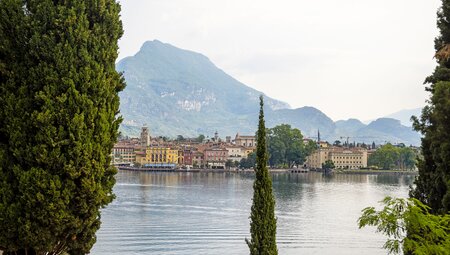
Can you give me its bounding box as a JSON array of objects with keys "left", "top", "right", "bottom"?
[{"left": 111, "top": 125, "right": 418, "bottom": 171}]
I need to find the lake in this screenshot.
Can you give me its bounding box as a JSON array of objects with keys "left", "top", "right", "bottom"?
[{"left": 92, "top": 171, "right": 415, "bottom": 254}]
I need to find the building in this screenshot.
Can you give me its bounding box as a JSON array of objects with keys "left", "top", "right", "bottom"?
[
  {"left": 329, "top": 148, "right": 368, "bottom": 169},
  {"left": 318, "top": 141, "right": 329, "bottom": 148},
  {"left": 192, "top": 151, "right": 204, "bottom": 167},
  {"left": 140, "top": 126, "right": 151, "bottom": 147},
  {"left": 306, "top": 147, "right": 368, "bottom": 170},
  {"left": 111, "top": 142, "right": 136, "bottom": 166},
  {"left": 204, "top": 147, "right": 228, "bottom": 169},
  {"left": 305, "top": 148, "right": 330, "bottom": 169},
  {"left": 138, "top": 147, "right": 180, "bottom": 168},
  {"left": 183, "top": 149, "right": 194, "bottom": 166},
  {"left": 225, "top": 145, "right": 247, "bottom": 163},
  {"left": 234, "top": 133, "right": 256, "bottom": 147}
]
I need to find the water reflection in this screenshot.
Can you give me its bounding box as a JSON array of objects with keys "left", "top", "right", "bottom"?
[{"left": 93, "top": 171, "right": 414, "bottom": 255}]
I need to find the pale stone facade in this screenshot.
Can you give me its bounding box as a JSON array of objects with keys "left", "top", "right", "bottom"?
[
  {"left": 225, "top": 146, "right": 247, "bottom": 162},
  {"left": 234, "top": 133, "right": 256, "bottom": 147},
  {"left": 306, "top": 147, "right": 368, "bottom": 170},
  {"left": 306, "top": 148, "right": 331, "bottom": 169},
  {"left": 140, "top": 126, "right": 151, "bottom": 147},
  {"left": 111, "top": 143, "right": 136, "bottom": 166}
]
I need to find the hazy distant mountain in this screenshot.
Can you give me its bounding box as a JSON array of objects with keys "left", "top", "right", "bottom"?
[
  {"left": 266, "top": 107, "right": 335, "bottom": 139},
  {"left": 385, "top": 108, "right": 422, "bottom": 126},
  {"left": 332, "top": 118, "right": 420, "bottom": 145},
  {"left": 354, "top": 118, "right": 421, "bottom": 145},
  {"left": 335, "top": 119, "right": 366, "bottom": 135},
  {"left": 117, "top": 40, "right": 289, "bottom": 137},
  {"left": 117, "top": 40, "right": 421, "bottom": 145}
]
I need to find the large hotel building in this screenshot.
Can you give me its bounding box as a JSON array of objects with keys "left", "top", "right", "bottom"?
[{"left": 306, "top": 147, "right": 368, "bottom": 170}]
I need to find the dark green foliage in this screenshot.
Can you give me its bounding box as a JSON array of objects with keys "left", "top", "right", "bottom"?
[
  {"left": 196, "top": 134, "right": 205, "bottom": 143},
  {"left": 359, "top": 2, "right": 450, "bottom": 252},
  {"left": 225, "top": 159, "right": 234, "bottom": 169},
  {"left": 358, "top": 197, "right": 450, "bottom": 255},
  {"left": 246, "top": 96, "right": 278, "bottom": 255},
  {"left": 240, "top": 152, "right": 256, "bottom": 169},
  {"left": 410, "top": 0, "right": 450, "bottom": 214},
  {"left": 267, "top": 124, "right": 311, "bottom": 168},
  {"left": 176, "top": 135, "right": 185, "bottom": 142},
  {"left": 368, "top": 144, "right": 417, "bottom": 170},
  {"left": 0, "top": 0, "right": 124, "bottom": 254},
  {"left": 322, "top": 160, "right": 335, "bottom": 170}
]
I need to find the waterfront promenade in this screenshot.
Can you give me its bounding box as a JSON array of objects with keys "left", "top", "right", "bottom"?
[{"left": 117, "top": 166, "right": 417, "bottom": 175}]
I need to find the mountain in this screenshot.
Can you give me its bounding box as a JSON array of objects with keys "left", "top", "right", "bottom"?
[
  {"left": 117, "top": 40, "right": 289, "bottom": 137},
  {"left": 332, "top": 118, "right": 420, "bottom": 145},
  {"left": 266, "top": 107, "right": 335, "bottom": 139},
  {"left": 353, "top": 118, "right": 421, "bottom": 145},
  {"left": 335, "top": 119, "right": 366, "bottom": 135},
  {"left": 117, "top": 40, "right": 421, "bottom": 145},
  {"left": 385, "top": 108, "right": 422, "bottom": 126}
]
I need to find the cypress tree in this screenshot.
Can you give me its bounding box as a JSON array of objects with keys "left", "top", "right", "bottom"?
[
  {"left": 0, "top": 0, "right": 124, "bottom": 254},
  {"left": 410, "top": 0, "right": 450, "bottom": 214},
  {"left": 246, "top": 95, "right": 278, "bottom": 255}
]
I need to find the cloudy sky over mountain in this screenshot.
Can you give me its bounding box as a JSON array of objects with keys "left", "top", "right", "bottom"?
[{"left": 118, "top": 0, "right": 440, "bottom": 121}]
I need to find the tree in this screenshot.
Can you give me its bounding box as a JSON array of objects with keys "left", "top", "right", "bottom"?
[
  {"left": 159, "top": 136, "right": 171, "bottom": 142},
  {"left": 410, "top": 0, "right": 450, "bottom": 214},
  {"left": 0, "top": 1, "right": 124, "bottom": 254},
  {"left": 322, "top": 160, "right": 335, "bottom": 170},
  {"left": 196, "top": 134, "right": 205, "bottom": 143},
  {"left": 368, "top": 143, "right": 401, "bottom": 170},
  {"left": 266, "top": 124, "right": 309, "bottom": 168},
  {"left": 359, "top": 2, "right": 450, "bottom": 252},
  {"left": 358, "top": 197, "right": 450, "bottom": 255},
  {"left": 225, "top": 159, "right": 234, "bottom": 169},
  {"left": 176, "top": 135, "right": 185, "bottom": 142},
  {"left": 240, "top": 152, "right": 256, "bottom": 169},
  {"left": 398, "top": 147, "right": 417, "bottom": 170},
  {"left": 304, "top": 140, "right": 318, "bottom": 158},
  {"left": 246, "top": 96, "right": 278, "bottom": 255}
]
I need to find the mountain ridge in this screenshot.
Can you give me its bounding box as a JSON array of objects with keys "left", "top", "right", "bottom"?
[{"left": 117, "top": 40, "right": 421, "bottom": 145}]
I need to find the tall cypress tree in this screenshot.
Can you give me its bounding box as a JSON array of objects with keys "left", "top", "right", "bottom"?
[
  {"left": 246, "top": 95, "right": 278, "bottom": 255},
  {"left": 410, "top": 0, "right": 450, "bottom": 214},
  {"left": 0, "top": 0, "right": 124, "bottom": 254}
]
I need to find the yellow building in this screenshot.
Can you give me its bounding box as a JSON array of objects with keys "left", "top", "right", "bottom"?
[
  {"left": 137, "top": 147, "right": 181, "bottom": 168},
  {"left": 330, "top": 149, "right": 367, "bottom": 169},
  {"left": 306, "top": 147, "right": 368, "bottom": 170}
]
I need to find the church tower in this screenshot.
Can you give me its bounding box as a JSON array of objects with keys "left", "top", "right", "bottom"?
[{"left": 140, "top": 126, "right": 150, "bottom": 147}]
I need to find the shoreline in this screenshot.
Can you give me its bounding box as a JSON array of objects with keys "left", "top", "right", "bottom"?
[
  {"left": 117, "top": 166, "right": 290, "bottom": 173},
  {"left": 117, "top": 166, "right": 418, "bottom": 175},
  {"left": 335, "top": 169, "right": 419, "bottom": 175}
]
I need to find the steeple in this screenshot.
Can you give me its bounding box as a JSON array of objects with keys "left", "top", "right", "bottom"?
[{"left": 317, "top": 129, "right": 321, "bottom": 143}]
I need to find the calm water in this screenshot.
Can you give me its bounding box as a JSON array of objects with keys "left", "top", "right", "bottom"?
[{"left": 92, "top": 171, "right": 415, "bottom": 255}]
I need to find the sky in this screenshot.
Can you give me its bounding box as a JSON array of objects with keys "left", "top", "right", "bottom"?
[{"left": 118, "top": 0, "right": 441, "bottom": 121}]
